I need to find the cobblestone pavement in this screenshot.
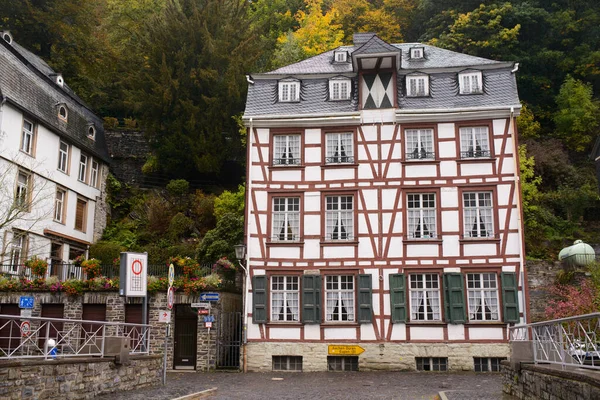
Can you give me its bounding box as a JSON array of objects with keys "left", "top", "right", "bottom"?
[{"left": 99, "top": 371, "right": 512, "bottom": 400}]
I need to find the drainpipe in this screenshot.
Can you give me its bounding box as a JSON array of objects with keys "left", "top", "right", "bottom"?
[
  {"left": 242, "top": 117, "right": 253, "bottom": 372},
  {"left": 0, "top": 96, "right": 6, "bottom": 139}
]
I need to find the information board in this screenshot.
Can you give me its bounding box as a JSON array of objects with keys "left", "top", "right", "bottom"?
[{"left": 119, "top": 252, "right": 148, "bottom": 297}]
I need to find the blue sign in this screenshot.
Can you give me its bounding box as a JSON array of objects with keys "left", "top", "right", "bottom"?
[
  {"left": 203, "top": 315, "right": 215, "bottom": 323},
  {"left": 19, "top": 296, "right": 34, "bottom": 309},
  {"left": 199, "top": 292, "right": 220, "bottom": 302}
]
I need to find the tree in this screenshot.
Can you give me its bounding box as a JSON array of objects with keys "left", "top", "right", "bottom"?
[{"left": 333, "top": 0, "right": 403, "bottom": 43}]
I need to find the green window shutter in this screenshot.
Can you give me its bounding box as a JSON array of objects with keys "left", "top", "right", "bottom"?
[
  {"left": 501, "top": 272, "right": 520, "bottom": 323},
  {"left": 302, "top": 275, "right": 321, "bottom": 324},
  {"left": 389, "top": 274, "right": 406, "bottom": 323},
  {"left": 252, "top": 275, "right": 267, "bottom": 323},
  {"left": 444, "top": 273, "right": 466, "bottom": 324},
  {"left": 358, "top": 274, "right": 372, "bottom": 323}
]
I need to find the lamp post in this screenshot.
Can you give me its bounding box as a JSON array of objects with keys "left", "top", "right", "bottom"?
[{"left": 234, "top": 244, "right": 248, "bottom": 372}]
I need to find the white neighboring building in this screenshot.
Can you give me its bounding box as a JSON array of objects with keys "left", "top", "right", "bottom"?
[
  {"left": 0, "top": 31, "right": 109, "bottom": 277},
  {"left": 242, "top": 33, "right": 527, "bottom": 372}
]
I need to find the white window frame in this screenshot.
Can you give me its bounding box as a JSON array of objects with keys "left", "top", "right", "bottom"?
[
  {"left": 272, "top": 197, "right": 300, "bottom": 241},
  {"left": 15, "top": 170, "right": 31, "bottom": 210},
  {"left": 9, "top": 233, "right": 25, "bottom": 270},
  {"left": 460, "top": 127, "right": 491, "bottom": 158},
  {"left": 90, "top": 159, "right": 99, "bottom": 188},
  {"left": 20, "top": 119, "right": 34, "bottom": 155},
  {"left": 406, "top": 75, "right": 429, "bottom": 97},
  {"left": 87, "top": 125, "right": 96, "bottom": 140},
  {"left": 78, "top": 153, "right": 88, "bottom": 182},
  {"left": 272, "top": 134, "right": 301, "bottom": 166},
  {"left": 459, "top": 71, "right": 483, "bottom": 94},
  {"left": 58, "top": 141, "right": 69, "bottom": 173},
  {"left": 467, "top": 273, "right": 500, "bottom": 321},
  {"left": 278, "top": 81, "right": 300, "bottom": 102},
  {"left": 325, "top": 132, "right": 354, "bottom": 163},
  {"left": 405, "top": 129, "right": 434, "bottom": 160},
  {"left": 325, "top": 196, "right": 353, "bottom": 241},
  {"left": 407, "top": 193, "right": 436, "bottom": 239},
  {"left": 54, "top": 188, "right": 66, "bottom": 223},
  {"left": 58, "top": 105, "right": 68, "bottom": 121},
  {"left": 270, "top": 276, "right": 300, "bottom": 322},
  {"left": 410, "top": 47, "right": 424, "bottom": 59},
  {"left": 409, "top": 274, "right": 441, "bottom": 321},
  {"left": 329, "top": 79, "right": 351, "bottom": 100},
  {"left": 325, "top": 275, "right": 355, "bottom": 322},
  {"left": 463, "top": 192, "right": 494, "bottom": 238},
  {"left": 334, "top": 51, "right": 347, "bottom": 62}
]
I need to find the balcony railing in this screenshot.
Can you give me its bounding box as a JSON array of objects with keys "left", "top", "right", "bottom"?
[{"left": 509, "top": 312, "right": 600, "bottom": 370}]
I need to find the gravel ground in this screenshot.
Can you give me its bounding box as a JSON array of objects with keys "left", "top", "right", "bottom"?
[{"left": 98, "top": 371, "right": 512, "bottom": 400}]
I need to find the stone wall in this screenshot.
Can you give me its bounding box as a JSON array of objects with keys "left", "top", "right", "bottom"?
[
  {"left": 93, "top": 163, "right": 110, "bottom": 243},
  {"left": 503, "top": 361, "right": 600, "bottom": 400},
  {"left": 104, "top": 130, "right": 150, "bottom": 185},
  {"left": 246, "top": 342, "right": 509, "bottom": 372},
  {"left": 526, "top": 260, "right": 563, "bottom": 322},
  {"left": 0, "top": 355, "right": 162, "bottom": 400}
]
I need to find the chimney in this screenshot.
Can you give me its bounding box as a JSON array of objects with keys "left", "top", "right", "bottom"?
[{"left": 353, "top": 32, "right": 376, "bottom": 47}]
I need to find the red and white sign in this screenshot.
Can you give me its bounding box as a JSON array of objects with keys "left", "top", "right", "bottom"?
[
  {"left": 205, "top": 322, "right": 212, "bottom": 328},
  {"left": 119, "top": 252, "right": 147, "bottom": 297},
  {"left": 158, "top": 311, "right": 171, "bottom": 323},
  {"left": 20, "top": 320, "right": 31, "bottom": 336},
  {"left": 167, "top": 286, "right": 175, "bottom": 310},
  {"left": 198, "top": 309, "right": 209, "bottom": 315}
]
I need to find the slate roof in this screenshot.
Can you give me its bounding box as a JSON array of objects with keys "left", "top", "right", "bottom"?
[
  {"left": 353, "top": 35, "right": 400, "bottom": 56},
  {"left": 0, "top": 37, "right": 109, "bottom": 162}
]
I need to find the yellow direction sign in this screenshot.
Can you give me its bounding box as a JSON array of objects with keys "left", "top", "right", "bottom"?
[{"left": 328, "top": 345, "right": 365, "bottom": 356}]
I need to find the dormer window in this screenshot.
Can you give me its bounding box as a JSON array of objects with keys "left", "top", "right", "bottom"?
[
  {"left": 334, "top": 51, "right": 347, "bottom": 63},
  {"left": 329, "top": 78, "right": 351, "bottom": 101},
  {"left": 459, "top": 71, "right": 483, "bottom": 94},
  {"left": 2, "top": 31, "right": 12, "bottom": 44},
  {"left": 406, "top": 75, "right": 429, "bottom": 97},
  {"left": 55, "top": 74, "right": 64, "bottom": 87},
  {"left": 87, "top": 125, "right": 96, "bottom": 140},
  {"left": 278, "top": 80, "right": 300, "bottom": 102},
  {"left": 58, "top": 105, "right": 68, "bottom": 121},
  {"left": 410, "top": 47, "right": 424, "bottom": 59}
]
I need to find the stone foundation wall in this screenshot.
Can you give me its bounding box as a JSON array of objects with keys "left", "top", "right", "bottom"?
[
  {"left": 526, "top": 260, "right": 563, "bottom": 322},
  {"left": 246, "top": 342, "right": 509, "bottom": 372},
  {"left": 503, "top": 362, "right": 600, "bottom": 400},
  {"left": 0, "top": 355, "right": 162, "bottom": 400}
]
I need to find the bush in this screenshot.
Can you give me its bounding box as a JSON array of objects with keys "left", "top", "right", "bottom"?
[
  {"left": 168, "top": 213, "right": 195, "bottom": 241},
  {"left": 90, "top": 241, "right": 126, "bottom": 265},
  {"left": 24, "top": 256, "right": 48, "bottom": 278},
  {"left": 81, "top": 259, "right": 102, "bottom": 279}
]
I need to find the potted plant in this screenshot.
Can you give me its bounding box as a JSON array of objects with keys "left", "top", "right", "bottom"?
[
  {"left": 24, "top": 256, "right": 48, "bottom": 278},
  {"left": 81, "top": 258, "right": 102, "bottom": 279}
]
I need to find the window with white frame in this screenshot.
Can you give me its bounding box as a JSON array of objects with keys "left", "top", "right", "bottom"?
[
  {"left": 329, "top": 78, "right": 351, "bottom": 100},
  {"left": 325, "top": 196, "right": 353, "bottom": 240},
  {"left": 9, "top": 233, "right": 26, "bottom": 270},
  {"left": 463, "top": 192, "right": 493, "bottom": 238},
  {"left": 272, "top": 197, "right": 300, "bottom": 241},
  {"left": 410, "top": 274, "right": 441, "bottom": 321},
  {"left": 58, "top": 141, "right": 69, "bottom": 173},
  {"left": 278, "top": 81, "right": 300, "bottom": 102},
  {"left": 407, "top": 75, "right": 429, "bottom": 97},
  {"left": 20, "top": 119, "right": 34, "bottom": 155},
  {"left": 405, "top": 129, "right": 434, "bottom": 160},
  {"left": 459, "top": 71, "right": 483, "bottom": 94},
  {"left": 410, "top": 47, "right": 424, "bottom": 59},
  {"left": 15, "top": 170, "right": 31, "bottom": 210},
  {"left": 460, "top": 127, "right": 490, "bottom": 158},
  {"left": 90, "top": 160, "right": 99, "bottom": 188},
  {"left": 54, "top": 188, "right": 66, "bottom": 223},
  {"left": 58, "top": 105, "right": 68, "bottom": 121},
  {"left": 272, "top": 134, "right": 300, "bottom": 166},
  {"left": 88, "top": 126, "right": 96, "bottom": 140},
  {"left": 271, "top": 276, "right": 299, "bottom": 322},
  {"left": 326, "top": 132, "right": 354, "bottom": 163},
  {"left": 467, "top": 273, "right": 499, "bottom": 321},
  {"left": 325, "top": 275, "right": 355, "bottom": 322},
  {"left": 407, "top": 193, "right": 436, "bottom": 239},
  {"left": 334, "top": 51, "right": 347, "bottom": 62},
  {"left": 78, "top": 154, "right": 88, "bottom": 182}
]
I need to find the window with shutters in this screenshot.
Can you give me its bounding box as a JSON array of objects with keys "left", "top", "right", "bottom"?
[
  {"left": 409, "top": 274, "right": 441, "bottom": 321},
  {"left": 20, "top": 119, "right": 35, "bottom": 155},
  {"left": 460, "top": 127, "right": 490, "bottom": 159},
  {"left": 271, "top": 276, "right": 299, "bottom": 322},
  {"left": 58, "top": 141, "right": 70, "bottom": 173},
  {"left": 407, "top": 75, "right": 429, "bottom": 97},
  {"left": 405, "top": 129, "right": 434, "bottom": 160},
  {"left": 90, "top": 160, "right": 99, "bottom": 188},
  {"left": 325, "top": 196, "right": 354, "bottom": 241},
  {"left": 325, "top": 132, "right": 354, "bottom": 164},
  {"left": 407, "top": 193, "right": 436, "bottom": 239},
  {"left": 325, "top": 275, "right": 354, "bottom": 322},
  {"left": 467, "top": 273, "right": 499, "bottom": 321},
  {"left": 78, "top": 153, "right": 88, "bottom": 182},
  {"left": 74, "top": 198, "right": 87, "bottom": 232},
  {"left": 389, "top": 274, "right": 407, "bottom": 323},
  {"left": 278, "top": 81, "right": 300, "bottom": 102},
  {"left": 273, "top": 134, "right": 301, "bottom": 166},
  {"left": 329, "top": 78, "right": 351, "bottom": 100},
  {"left": 272, "top": 197, "right": 300, "bottom": 241},
  {"left": 459, "top": 71, "right": 483, "bottom": 94},
  {"left": 54, "top": 188, "right": 66, "bottom": 223},
  {"left": 15, "top": 170, "right": 31, "bottom": 211},
  {"left": 462, "top": 192, "right": 494, "bottom": 238}
]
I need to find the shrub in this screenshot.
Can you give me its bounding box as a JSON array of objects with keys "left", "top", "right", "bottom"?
[
  {"left": 24, "top": 256, "right": 48, "bottom": 278},
  {"left": 168, "top": 213, "right": 195, "bottom": 241},
  {"left": 62, "top": 279, "right": 85, "bottom": 296},
  {"left": 81, "top": 258, "right": 102, "bottom": 279},
  {"left": 90, "top": 241, "right": 125, "bottom": 265}
]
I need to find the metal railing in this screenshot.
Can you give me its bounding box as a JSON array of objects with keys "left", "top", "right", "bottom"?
[
  {"left": 0, "top": 314, "right": 151, "bottom": 360},
  {"left": 509, "top": 312, "right": 600, "bottom": 370}
]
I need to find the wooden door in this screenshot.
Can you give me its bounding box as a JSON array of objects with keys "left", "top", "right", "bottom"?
[
  {"left": 174, "top": 304, "right": 197, "bottom": 369},
  {"left": 0, "top": 304, "right": 20, "bottom": 352},
  {"left": 39, "top": 304, "right": 64, "bottom": 348},
  {"left": 81, "top": 304, "right": 106, "bottom": 353}
]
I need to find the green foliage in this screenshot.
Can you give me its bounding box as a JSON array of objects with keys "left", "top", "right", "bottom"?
[
  {"left": 197, "top": 213, "right": 244, "bottom": 263},
  {"left": 167, "top": 179, "right": 190, "bottom": 198},
  {"left": 90, "top": 241, "right": 125, "bottom": 265},
  {"left": 517, "top": 104, "right": 541, "bottom": 139},
  {"left": 214, "top": 184, "right": 245, "bottom": 222},
  {"left": 168, "top": 213, "right": 195, "bottom": 241}
]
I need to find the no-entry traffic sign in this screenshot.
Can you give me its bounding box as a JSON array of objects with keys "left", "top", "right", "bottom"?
[{"left": 20, "top": 320, "right": 31, "bottom": 337}]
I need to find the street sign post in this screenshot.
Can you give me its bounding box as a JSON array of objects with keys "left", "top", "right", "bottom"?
[
  {"left": 328, "top": 345, "right": 365, "bottom": 356},
  {"left": 158, "top": 311, "right": 171, "bottom": 323},
  {"left": 167, "top": 286, "right": 174, "bottom": 310},
  {"left": 119, "top": 252, "right": 148, "bottom": 297},
  {"left": 20, "top": 320, "right": 31, "bottom": 336},
  {"left": 199, "top": 292, "right": 220, "bottom": 302},
  {"left": 168, "top": 263, "right": 175, "bottom": 287},
  {"left": 203, "top": 315, "right": 215, "bottom": 323},
  {"left": 19, "top": 296, "right": 34, "bottom": 309},
  {"left": 198, "top": 309, "right": 209, "bottom": 315},
  {"left": 191, "top": 302, "right": 211, "bottom": 309}
]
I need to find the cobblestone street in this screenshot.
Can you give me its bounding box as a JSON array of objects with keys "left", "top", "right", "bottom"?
[{"left": 99, "top": 371, "right": 510, "bottom": 400}]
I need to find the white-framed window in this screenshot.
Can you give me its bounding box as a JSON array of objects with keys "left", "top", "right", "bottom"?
[
  {"left": 334, "top": 51, "right": 347, "bottom": 62},
  {"left": 325, "top": 196, "right": 353, "bottom": 241},
  {"left": 325, "top": 132, "right": 354, "bottom": 163},
  {"left": 54, "top": 188, "right": 66, "bottom": 223},
  {"left": 407, "top": 75, "right": 429, "bottom": 97},
  {"left": 409, "top": 274, "right": 441, "bottom": 321},
  {"left": 463, "top": 192, "right": 493, "bottom": 238},
  {"left": 90, "top": 160, "right": 99, "bottom": 188},
  {"left": 467, "top": 273, "right": 499, "bottom": 321},
  {"left": 405, "top": 129, "right": 434, "bottom": 160},
  {"left": 58, "top": 105, "right": 68, "bottom": 121},
  {"left": 460, "top": 126, "right": 490, "bottom": 158},
  {"left": 87, "top": 125, "right": 96, "bottom": 140},
  {"left": 325, "top": 275, "right": 355, "bottom": 322},
  {"left": 9, "top": 233, "right": 26, "bottom": 269},
  {"left": 329, "top": 79, "right": 351, "bottom": 100},
  {"left": 459, "top": 71, "right": 483, "bottom": 94},
  {"left": 20, "top": 119, "right": 34, "bottom": 155},
  {"left": 272, "top": 197, "right": 300, "bottom": 241},
  {"left": 15, "top": 170, "right": 31, "bottom": 210},
  {"left": 75, "top": 198, "right": 87, "bottom": 232},
  {"left": 407, "top": 193, "right": 436, "bottom": 239},
  {"left": 271, "top": 276, "right": 300, "bottom": 322},
  {"left": 272, "top": 134, "right": 300, "bottom": 166},
  {"left": 78, "top": 154, "right": 88, "bottom": 182},
  {"left": 278, "top": 81, "right": 300, "bottom": 102},
  {"left": 410, "top": 47, "right": 424, "bottom": 59},
  {"left": 58, "top": 141, "right": 69, "bottom": 173}
]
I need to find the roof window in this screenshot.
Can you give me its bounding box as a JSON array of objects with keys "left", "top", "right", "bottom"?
[
  {"left": 55, "top": 74, "right": 64, "bottom": 87},
  {"left": 87, "top": 125, "right": 96, "bottom": 140},
  {"left": 334, "top": 51, "right": 348, "bottom": 63},
  {"left": 278, "top": 80, "right": 300, "bottom": 102},
  {"left": 410, "top": 47, "right": 424, "bottom": 59},
  {"left": 2, "top": 31, "right": 12, "bottom": 44},
  {"left": 58, "top": 104, "right": 68, "bottom": 121}
]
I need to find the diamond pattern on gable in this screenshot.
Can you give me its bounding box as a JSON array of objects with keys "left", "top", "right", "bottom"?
[
  {"left": 364, "top": 94, "right": 377, "bottom": 109},
  {"left": 362, "top": 72, "right": 396, "bottom": 109},
  {"left": 363, "top": 74, "right": 376, "bottom": 90},
  {"left": 380, "top": 72, "right": 392, "bottom": 90}
]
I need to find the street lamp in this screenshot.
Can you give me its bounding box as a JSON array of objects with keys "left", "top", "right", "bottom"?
[
  {"left": 234, "top": 243, "right": 248, "bottom": 372},
  {"left": 234, "top": 244, "right": 246, "bottom": 262}
]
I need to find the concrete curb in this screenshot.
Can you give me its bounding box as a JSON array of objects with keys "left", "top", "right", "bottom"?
[
  {"left": 438, "top": 391, "right": 449, "bottom": 400},
  {"left": 170, "top": 387, "right": 217, "bottom": 400}
]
